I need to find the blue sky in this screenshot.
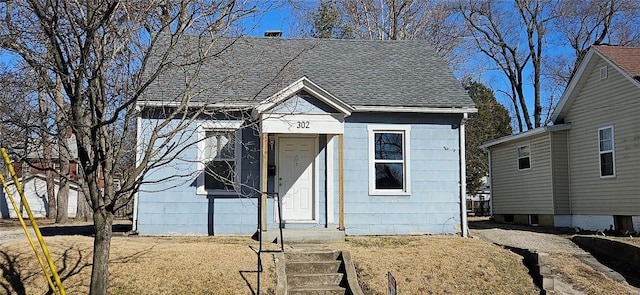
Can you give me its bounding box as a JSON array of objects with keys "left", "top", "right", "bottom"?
[{"left": 243, "top": 3, "right": 297, "bottom": 37}]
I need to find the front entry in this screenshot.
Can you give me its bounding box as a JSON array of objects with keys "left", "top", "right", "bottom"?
[{"left": 278, "top": 137, "right": 315, "bottom": 222}]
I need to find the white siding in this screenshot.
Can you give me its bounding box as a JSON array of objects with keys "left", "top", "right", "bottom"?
[
  {"left": 564, "top": 58, "right": 640, "bottom": 215},
  {"left": 490, "top": 133, "right": 554, "bottom": 214}
]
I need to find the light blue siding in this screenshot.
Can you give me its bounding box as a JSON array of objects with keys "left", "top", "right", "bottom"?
[
  {"left": 136, "top": 112, "right": 463, "bottom": 236},
  {"left": 341, "top": 113, "right": 462, "bottom": 235},
  {"left": 137, "top": 116, "right": 261, "bottom": 235}
]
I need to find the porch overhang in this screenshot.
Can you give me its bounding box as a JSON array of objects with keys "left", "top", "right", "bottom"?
[
  {"left": 252, "top": 76, "right": 354, "bottom": 119},
  {"left": 260, "top": 113, "right": 345, "bottom": 134}
]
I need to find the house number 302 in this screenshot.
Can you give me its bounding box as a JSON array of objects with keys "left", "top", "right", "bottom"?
[{"left": 296, "top": 121, "right": 310, "bottom": 129}]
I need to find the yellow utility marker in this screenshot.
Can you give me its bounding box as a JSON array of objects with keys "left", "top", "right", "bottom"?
[{"left": 1, "top": 148, "right": 66, "bottom": 295}]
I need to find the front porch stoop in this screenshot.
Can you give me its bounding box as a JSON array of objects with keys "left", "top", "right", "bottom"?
[
  {"left": 261, "top": 228, "right": 345, "bottom": 244},
  {"left": 275, "top": 249, "right": 364, "bottom": 295}
]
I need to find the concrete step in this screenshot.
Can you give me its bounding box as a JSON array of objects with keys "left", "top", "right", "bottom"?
[
  {"left": 260, "top": 228, "right": 345, "bottom": 244},
  {"left": 287, "top": 286, "right": 347, "bottom": 295},
  {"left": 287, "top": 273, "right": 344, "bottom": 288},
  {"left": 286, "top": 261, "right": 343, "bottom": 274},
  {"left": 286, "top": 251, "right": 341, "bottom": 262}
]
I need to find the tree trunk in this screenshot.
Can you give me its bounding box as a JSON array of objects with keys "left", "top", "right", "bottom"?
[
  {"left": 55, "top": 75, "right": 70, "bottom": 224},
  {"left": 55, "top": 157, "right": 69, "bottom": 223},
  {"left": 90, "top": 207, "right": 113, "bottom": 295},
  {"left": 75, "top": 173, "right": 93, "bottom": 221},
  {"left": 38, "top": 90, "right": 56, "bottom": 220}
]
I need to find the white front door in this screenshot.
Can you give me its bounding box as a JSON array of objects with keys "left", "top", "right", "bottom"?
[{"left": 278, "top": 137, "right": 315, "bottom": 221}]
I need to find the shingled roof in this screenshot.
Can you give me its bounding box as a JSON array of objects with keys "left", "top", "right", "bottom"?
[
  {"left": 142, "top": 36, "right": 474, "bottom": 111},
  {"left": 594, "top": 45, "right": 640, "bottom": 81}
]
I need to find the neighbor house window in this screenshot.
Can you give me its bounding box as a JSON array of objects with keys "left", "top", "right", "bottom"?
[
  {"left": 598, "top": 126, "right": 615, "bottom": 177},
  {"left": 517, "top": 144, "right": 531, "bottom": 170},
  {"left": 197, "top": 121, "right": 243, "bottom": 194},
  {"left": 368, "top": 125, "right": 411, "bottom": 195}
]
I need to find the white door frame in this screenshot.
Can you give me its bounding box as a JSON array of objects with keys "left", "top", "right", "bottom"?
[{"left": 275, "top": 135, "right": 320, "bottom": 223}]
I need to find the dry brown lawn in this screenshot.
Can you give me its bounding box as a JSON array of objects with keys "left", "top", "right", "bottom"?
[
  {"left": 0, "top": 235, "right": 277, "bottom": 295},
  {"left": 548, "top": 253, "right": 635, "bottom": 294},
  {"left": 3, "top": 232, "right": 638, "bottom": 294},
  {"left": 323, "top": 236, "right": 539, "bottom": 295},
  {"left": 0, "top": 233, "right": 540, "bottom": 295}
]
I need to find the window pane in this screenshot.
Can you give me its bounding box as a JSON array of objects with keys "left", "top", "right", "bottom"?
[
  {"left": 599, "top": 128, "right": 613, "bottom": 151},
  {"left": 205, "top": 131, "right": 235, "bottom": 160},
  {"left": 374, "top": 133, "right": 403, "bottom": 160},
  {"left": 205, "top": 160, "right": 235, "bottom": 190},
  {"left": 600, "top": 152, "right": 614, "bottom": 176},
  {"left": 599, "top": 138, "right": 612, "bottom": 151},
  {"left": 204, "top": 131, "right": 217, "bottom": 159},
  {"left": 518, "top": 157, "right": 530, "bottom": 170},
  {"left": 375, "top": 163, "right": 403, "bottom": 189},
  {"left": 518, "top": 146, "right": 530, "bottom": 157},
  {"left": 219, "top": 133, "right": 235, "bottom": 159}
]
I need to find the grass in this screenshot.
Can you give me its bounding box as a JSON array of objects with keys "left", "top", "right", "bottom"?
[
  {"left": 0, "top": 235, "right": 277, "bottom": 295},
  {"left": 324, "top": 236, "right": 539, "bottom": 294},
  {"left": 1, "top": 232, "right": 635, "bottom": 294},
  {"left": 548, "top": 253, "right": 635, "bottom": 294}
]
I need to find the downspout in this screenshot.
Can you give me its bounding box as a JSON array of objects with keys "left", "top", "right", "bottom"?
[
  {"left": 132, "top": 106, "right": 142, "bottom": 232},
  {"left": 488, "top": 151, "right": 493, "bottom": 217},
  {"left": 460, "top": 113, "right": 469, "bottom": 237}
]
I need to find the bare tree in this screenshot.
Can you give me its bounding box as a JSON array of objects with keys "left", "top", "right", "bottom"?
[
  {"left": 459, "top": 0, "right": 558, "bottom": 132},
  {"left": 0, "top": 1, "right": 259, "bottom": 294},
  {"left": 550, "top": 0, "right": 640, "bottom": 85},
  {"left": 304, "top": 0, "right": 468, "bottom": 62}
]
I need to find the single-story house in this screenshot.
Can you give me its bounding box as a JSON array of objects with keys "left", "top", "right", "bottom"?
[
  {"left": 481, "top": 45, "right": 640, "bottom": 232},
  {"left": 133, "top": 35, "right": 476, "bottom": 238},
  {"left": 0, "top": 174, "right": 79, "bottom": 218}
]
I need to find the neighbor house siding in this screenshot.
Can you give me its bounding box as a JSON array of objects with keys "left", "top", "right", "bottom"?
[
  {"left": 563, "top": 57, "right": 640, "bottom": 215},
  {"left": 342, "top": 113, "right": 462, "bottom": 235},
  {"left": 491, "top": 133, "right": 554, "bottom": 215},
  {"left": 551, "top": 131, "right": 570, "bottom": 214}
]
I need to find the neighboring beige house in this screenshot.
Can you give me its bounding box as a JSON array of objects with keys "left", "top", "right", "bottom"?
[{"left": 481, "top": 45, "right": 640, "bottom": 232}]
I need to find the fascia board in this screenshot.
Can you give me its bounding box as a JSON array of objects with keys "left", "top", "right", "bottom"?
[{"left": 480, "top": 124, "right": 571, "bottom": 149}]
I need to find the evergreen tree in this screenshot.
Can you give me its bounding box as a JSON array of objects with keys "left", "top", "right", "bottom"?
[
  {"left": 465, "top": 81, "right": 512, "bottom": 195},
  {"left": 311, "top": 1, "right": 354, "bottom": 39}
]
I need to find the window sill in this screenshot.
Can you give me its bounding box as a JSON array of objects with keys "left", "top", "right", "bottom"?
[
  {"left": 368, "top": 190, "right": 411, "bottom": 196},
  {"left": 196, "top": 189, "right": 240, "bottom": 196}
]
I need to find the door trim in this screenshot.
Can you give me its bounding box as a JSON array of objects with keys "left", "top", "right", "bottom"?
[{"left": 275, "top": 135, "right": 320, "bottom": 224}]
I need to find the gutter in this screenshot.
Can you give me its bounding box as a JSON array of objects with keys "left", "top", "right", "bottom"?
[
  {"left": 353, "top": 105, "right": 477, "bottom": 114},
  {"left": 132, "top": 106, "right": 142, "bottom": 232},
  {"left": 480, "top": 124, "right": 572, "bottom": 150},
  {"left": 460, "top": 113, "right": 469, "bottom": 237}
]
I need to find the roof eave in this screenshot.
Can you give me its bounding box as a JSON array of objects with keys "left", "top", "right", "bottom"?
[
  {"left": 551, "top": 46, "right": 640, "bottom": 123},
  {"left": 252, "top": 76, "right": 355, "bottom": 118},
  {"left": 353, "top": 105, "right": 477, "bottom": 114},
  {"left": 480, "top": 123, "right": 572, "bottom": 149}
]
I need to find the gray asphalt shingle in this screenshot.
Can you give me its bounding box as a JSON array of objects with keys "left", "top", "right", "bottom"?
[{"left": 143, "top": 36, "right": 474, "bottom": 109}]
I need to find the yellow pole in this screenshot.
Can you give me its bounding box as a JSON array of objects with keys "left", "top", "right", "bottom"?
[
  {"left": 1, "top": 148, "right": 66, "bottom": 295},
  {"left": 0, "top": 172, "right": 58, "bottom": 294}
]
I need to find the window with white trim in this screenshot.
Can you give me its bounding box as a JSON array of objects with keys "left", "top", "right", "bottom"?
[
  {"left": 197, "top": 121, "right": 243, "bottom": 194},
  {"left": 368, "top": 125, "right": 411, "bottom": 195},
  {"left": 598, "top": 126, "right": 615, "bottom": 177},
  {"left": 517, "top": 144, "right": 531, "bottom": 170}
]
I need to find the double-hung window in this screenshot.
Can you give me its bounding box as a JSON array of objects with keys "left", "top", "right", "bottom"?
[
  {"left": 368, "top": 125, "right": 411, "bottom": 195},
  {"left": 197, "top": 121, "right": 243, "bottom": 194},
  {"left": 517, "top": 144, "right": 531, "bottom": 170},
  {"left": 598, "top": 126, "right": 615, "bottom": 177}
]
